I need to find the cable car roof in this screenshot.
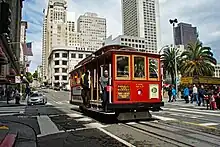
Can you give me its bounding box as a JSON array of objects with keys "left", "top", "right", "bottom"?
[{"left": 71, "top": 44, "right": 160, "bottom": 74}]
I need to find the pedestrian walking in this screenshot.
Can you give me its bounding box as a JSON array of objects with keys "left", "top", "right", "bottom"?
[
  {"left": 198, "top": 85, "right": 205, "bottom": 106},
  {"left": 183, "top": 86, "right": 189, "bottom": 103},
  {"left": 191, "top": 84, "right": 198, "bottom": 104},
  {"left": 171, "top": 86, "right": 177, "bottom": 102},
  {"left": 168, "top": 86, "right": 172, "bottom": 102}
]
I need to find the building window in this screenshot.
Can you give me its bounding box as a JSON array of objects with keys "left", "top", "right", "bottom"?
[
  {"left": 62, "top": 61, "right": 67, "bottom": 65},
  {"left": 62, "top": 53, "right": 67, "bottom": 58},
  {"left": 54, "top": 76, "right": 59, "bottom": 80},
  {"left": 86, "top": 54, "right": 90, "bottom": 57},
  {"left": 55, "top": 53, "right": 59, "bottom": 58},
  {"left": 62, "top": 68, "right": 67, "bottom": 73},
  {"left": 78, "top": 54, "right": 83, "bottom": 58},
  {"left": 54, "top": 68, "right": 59, "bottom": 73},
  {"left": 62, "top": 76, "right": 67, "bottom": 80},
  {"left": 55, "top": 61, "right": 59, "bottom": 65},
  {"left": 71, "top": 53, "right": 76, "bottom": 58}
]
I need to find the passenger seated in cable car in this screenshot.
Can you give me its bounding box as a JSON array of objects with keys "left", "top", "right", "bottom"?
[{"left": 99, "top": 70, "right": 110, "bottom": 111}]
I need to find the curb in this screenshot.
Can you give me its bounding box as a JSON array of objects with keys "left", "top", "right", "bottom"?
[{"left": 0, "top": 133, "right": 17, "bottom": 147}]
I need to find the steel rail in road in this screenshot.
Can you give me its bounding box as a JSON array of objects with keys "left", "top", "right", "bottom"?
[{"left": 122, "top": 121, "right": 220, "bottom": 147}]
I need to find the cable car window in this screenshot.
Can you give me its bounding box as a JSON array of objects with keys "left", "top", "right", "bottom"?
[
  {"left": 116, "top": 55, "right": 130, "bottom": 79},
  {"left": 149, "top": 58, "right": 159, "bottom": 79},
  {"left": 133, "top": 56, "right": 146, "bottom": 79}
]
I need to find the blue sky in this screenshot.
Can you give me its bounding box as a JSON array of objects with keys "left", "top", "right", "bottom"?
[{"left": 22, "top": 0, "right": 220, "bottom": 72}]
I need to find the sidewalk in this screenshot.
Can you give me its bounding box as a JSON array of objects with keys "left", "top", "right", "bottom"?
[
  {"left": 163, "top": 97, "right": 207, "bottom": 109},
  {"left": 0, "top": 98, "right": 26, "bottom": 107},
  {"left": 0, "top": 120, "right": 37, "bottom": 147}
]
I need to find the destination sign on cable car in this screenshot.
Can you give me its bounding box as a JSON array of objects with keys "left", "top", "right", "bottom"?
[{"left": 117, "top": 84, "right": 130, "bottom": 100}]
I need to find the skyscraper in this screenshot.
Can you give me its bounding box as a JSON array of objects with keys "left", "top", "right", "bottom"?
[
  {"left": 174, "top": 22, "right": 198, "bottom": 47},
  {"left": 77, "top": 12, "right": 107, "bottom": 51},
  {"left": 121, "top": 0, "right": 161, "bottom": 53}
]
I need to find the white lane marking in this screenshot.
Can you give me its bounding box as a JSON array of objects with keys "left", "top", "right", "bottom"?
[
  {"left": 199, "top": 123, "right": 219, "bottom": 126},
  {"left": 37, "top": 115, "right": 59, "bottom": 136},
  {"left": 67, "top": 113, "right": 83, "bottom": 118},
  {"left": 0, "top": 113, "right": 17, "bottom": 116},
  {"left": 152, "top": 115, "right": 177, "bottom": 121},
  {"left": 163, "top": 108, "right": 220, "bottom": 117},
  {"left": 46, "top": 102, "right": 53, "bottom": 105},
  {"left": 84, "top": 122, "right": 108, "bottom": 128},
  {"left": 179, "top": 107, "right": 220, "bottom": 113},
  {"left": 56, "top": 102, "right": 63, "bottom": 104},
  {"left": 97, "top": 127, "right": 136, "bottom": 147},
  {"left": 19, "top": 111, "right": 25, "bottom": 114},
  {"left": 75, "top": 117, "right": 92, "bottom": 122},
  {"left": 168, "top": 112, "right": 204, "bottom": 119},
  {"left": 126, "top": 122, "right": 137, "bottom": 125}
]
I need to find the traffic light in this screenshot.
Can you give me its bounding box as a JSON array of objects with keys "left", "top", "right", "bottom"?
[{"left": 0, "top": 2, "right": 11, "bottom": 34}]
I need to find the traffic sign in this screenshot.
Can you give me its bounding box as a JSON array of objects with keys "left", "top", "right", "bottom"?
[{"left": 15, "top": 76, "right": 21, "bottom": 83}]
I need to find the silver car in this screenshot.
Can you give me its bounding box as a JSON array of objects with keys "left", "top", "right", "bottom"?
[{"left": 27, "top": 92, "right": 47, "bottom": 105}]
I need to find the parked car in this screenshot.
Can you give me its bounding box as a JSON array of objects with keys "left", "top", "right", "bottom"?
[{"left": 27, "top": 92, "right": 47, "bottom": 105}]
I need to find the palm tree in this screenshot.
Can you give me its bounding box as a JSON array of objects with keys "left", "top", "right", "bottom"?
[
  {"left": 161, "top": 46, "right": 180, "bottom": 84},
  {"left": 180, "top": 40, "right": 217, "bottom": 76}
]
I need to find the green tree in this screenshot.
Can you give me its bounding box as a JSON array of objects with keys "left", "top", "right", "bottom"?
[
  {"left": 25, "top": 72, "right": 33, "bottom": 83},
  {"left": 161, "top": 46, "right": 181, "bottom": 84},
  {"left": 33, "top": 70, "right": 38, "bottom": 79},
  {"left": 180, "top": 40, "right": 217, "bottom": 76}
]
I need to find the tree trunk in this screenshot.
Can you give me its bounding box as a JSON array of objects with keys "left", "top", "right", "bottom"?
[{"left": 171, "top": 74, "right": 175, "bottom": 85}]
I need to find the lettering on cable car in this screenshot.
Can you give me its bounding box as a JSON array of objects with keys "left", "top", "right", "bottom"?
[
  {"left": 136, "top": 83, "right": 144, "bottom": 88},
  {"left": 117, "top": 85, "right": 130, "bottom": 100}
]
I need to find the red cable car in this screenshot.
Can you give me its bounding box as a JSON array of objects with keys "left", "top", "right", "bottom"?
[{"left": 69, "top": 45, "right": 164, "bottom": 120}]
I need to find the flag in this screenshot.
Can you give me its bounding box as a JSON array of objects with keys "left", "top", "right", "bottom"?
[
  {"left": 21, "top": 42, "right": 33, "bottom": 56},
  {"left": 26, "top": 42, "right": 33, "bottom": 56}
]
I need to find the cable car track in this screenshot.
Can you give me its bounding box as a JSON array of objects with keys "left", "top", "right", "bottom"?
[{"left": 121, "top": 121, "right": 220, "bottom": 147}]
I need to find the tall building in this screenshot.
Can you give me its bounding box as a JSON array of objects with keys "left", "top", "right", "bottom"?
[
  {"left": 174, "top": 22, "right": 197, "bottom": 47},
  {"left": 77, "top": 12, "right": 107, "bottom": 51},
  {"left": 121, "top": 0, "right": 161, "bottom": 53},
  {"left": 42, "top": 0, "right": 68, "bottom": 82}
]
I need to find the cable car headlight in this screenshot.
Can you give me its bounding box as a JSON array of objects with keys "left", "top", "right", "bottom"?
[{"left": 137, "top": 89, "right": 142, "bottom": 95}]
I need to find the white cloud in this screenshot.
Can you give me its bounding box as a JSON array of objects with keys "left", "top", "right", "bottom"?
[{"left": 22, "top": 0, "right": 220, "bottom": 72}]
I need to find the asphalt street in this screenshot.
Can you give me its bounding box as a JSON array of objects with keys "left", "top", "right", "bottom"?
[{"left": 1, "top": 89, "right": 220, "bottom": 146}]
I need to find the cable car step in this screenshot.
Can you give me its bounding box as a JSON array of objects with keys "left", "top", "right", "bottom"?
[{"left": 117, "top": 111, "right": 152, "bottom": 121}]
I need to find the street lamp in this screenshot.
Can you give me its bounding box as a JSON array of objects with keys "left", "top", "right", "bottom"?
[{"left": 169, "top": 18, "right": 178, "bottom": 98}]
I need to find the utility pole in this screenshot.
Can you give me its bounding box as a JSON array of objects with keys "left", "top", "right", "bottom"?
[{"left": 169, "top": 18, "right": 178, "bottom": 98}]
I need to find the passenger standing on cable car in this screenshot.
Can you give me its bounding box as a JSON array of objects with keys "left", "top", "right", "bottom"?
[
  {"left": 80, "top": 71, "right": 90, "bottom": 108},
  {"left": 100, "top": 70, "right": 109, "bottom": 111}
]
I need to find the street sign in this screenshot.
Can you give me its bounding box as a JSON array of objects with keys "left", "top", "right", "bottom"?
[{"left": 15, "top": 76, "right": 21, "bottom": 83}]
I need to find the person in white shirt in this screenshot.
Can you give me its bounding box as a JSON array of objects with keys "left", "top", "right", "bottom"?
[{"left": 192, "top": 84, "right": 199, "bottom": 104}]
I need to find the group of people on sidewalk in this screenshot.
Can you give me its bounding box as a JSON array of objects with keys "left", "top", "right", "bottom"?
[
  {"left": 0, "top": 85, "right": 31, "bottom": 104},
  {"left": 183, "top": 84, "right": 220, "bottom": 110},
  {"left": 167, "top": 84, "right": 220, "bottom": 110}
]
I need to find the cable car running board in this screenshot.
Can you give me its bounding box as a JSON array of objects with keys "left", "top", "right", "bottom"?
[{"left": 117, "top": 111, "right": 152, "bottom": 121}]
